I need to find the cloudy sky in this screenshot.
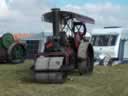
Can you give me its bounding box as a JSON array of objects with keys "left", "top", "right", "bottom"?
[{"left": 0, "top": 0, "right": 128, "bottom": 33}]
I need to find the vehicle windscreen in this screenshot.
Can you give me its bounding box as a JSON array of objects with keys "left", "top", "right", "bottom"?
[{"left": 91, "top": 34, "right": 118, "bottom": 46}]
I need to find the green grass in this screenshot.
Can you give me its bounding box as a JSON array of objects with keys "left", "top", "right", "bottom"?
[{"left": 0, "top": 61, "right": 128, "bottom": 96}]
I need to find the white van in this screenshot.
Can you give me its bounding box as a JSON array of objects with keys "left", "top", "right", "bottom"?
[{"left": 91, "top": 27, "right": 128, "bottom": 65}]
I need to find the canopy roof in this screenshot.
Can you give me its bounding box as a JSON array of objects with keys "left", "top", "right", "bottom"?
[{"left": 43, "top": 11, "right": 95, "bottom": 24}]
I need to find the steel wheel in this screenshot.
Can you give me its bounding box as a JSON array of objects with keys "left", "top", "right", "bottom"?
[
  {"left": 2, "top": 33, "right": 15, "bottom": 48},
  {"left": 78, "top": 44, "right": 94, "bottom": 75},
  {"left": 8, "top": 43, "right": 26, "bottom": 64}
]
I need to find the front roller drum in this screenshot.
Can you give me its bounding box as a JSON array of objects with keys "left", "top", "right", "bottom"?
[
  {"left": 34, "top": 72, "right": 66, "bottom": 83},
  {"left": 33, "top": 56, "right": 67, "bottom": 83}
]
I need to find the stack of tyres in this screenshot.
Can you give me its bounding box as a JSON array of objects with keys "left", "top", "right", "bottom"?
[{"left": 0, "top": 33, "right": 26, "bottom": 64}]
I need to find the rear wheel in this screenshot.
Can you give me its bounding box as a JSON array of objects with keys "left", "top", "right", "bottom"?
[
  {"left": 78, "top": 43, "right": 94, "bottom": 75},
  {"left": 8, "top": 43, "right": 26, "bottom": 64},
  {"left": 78, "top": 53, "right": 94, "bottom": 74},
  {"left": 2, "top": 33, "right": 15, "bottom": 48}
]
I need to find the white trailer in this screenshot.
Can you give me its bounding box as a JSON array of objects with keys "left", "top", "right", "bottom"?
[
  {"left": 85, "top": 32, "right": 92, "bottom": 42},
  {"left": 91, "top": 27, "right": 128, "bottom": 66}
]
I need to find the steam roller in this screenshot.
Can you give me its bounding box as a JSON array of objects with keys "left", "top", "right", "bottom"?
[{"left": 32, "top": 8, "right": 95, "bottom": 83}]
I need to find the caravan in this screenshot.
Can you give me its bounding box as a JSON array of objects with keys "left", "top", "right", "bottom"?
[{"left": 91, "top": 27, "right": 128, "bottom": 65}]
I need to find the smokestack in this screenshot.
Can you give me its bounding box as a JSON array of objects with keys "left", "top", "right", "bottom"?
[{"left": 52, "top": 8, "right": 60, "bottom": 36}]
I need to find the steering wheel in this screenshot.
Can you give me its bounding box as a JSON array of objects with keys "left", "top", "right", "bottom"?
[
  {"left": 72, "top": 22, "right": 87, "bottom": 48},
  {"left": 72, "top": 22, "right": 87, "bottom": 38}
]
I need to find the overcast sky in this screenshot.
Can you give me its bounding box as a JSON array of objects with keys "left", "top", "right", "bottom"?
[{"left": 0, "top": 0, "right": 128, "bottom": 33}]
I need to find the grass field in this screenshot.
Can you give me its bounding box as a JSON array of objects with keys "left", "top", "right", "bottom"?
[{"left": 0, "top": 60, "right": 128, "bottom": 96}]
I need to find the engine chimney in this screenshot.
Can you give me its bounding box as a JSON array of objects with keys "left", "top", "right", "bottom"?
[{"left": 52, "top": 8, "right": 60, "bottom": 36}]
